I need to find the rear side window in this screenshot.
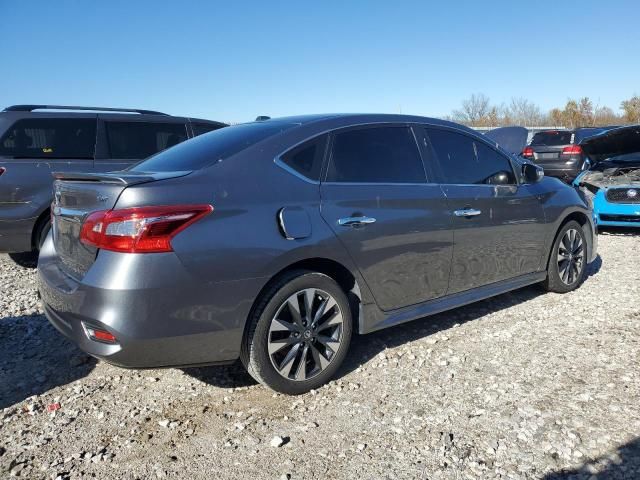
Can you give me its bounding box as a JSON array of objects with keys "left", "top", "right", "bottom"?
[
  {"left": 530, "top": 131, "right": 573, "bottom": 146},
  {"left": 427, "top": 128, "right": 515, "bottom": 185},
  {"left": 129, "top": 122, "right": 296, "bottom": 172},
  {"left": 326, "top": 126, "right": 426, "bottom": 183},
  {"left": 192, "top": 122, "right": 225, "bottom": 137},
  {"left": 0, "top": 118, "right": 96, "bottom": 159},
  {"left": 106, "top": 122, "right": 188, "bottom": 160},
  {"left": 280, "top": 135, "right": 327, "bottom": 181}
]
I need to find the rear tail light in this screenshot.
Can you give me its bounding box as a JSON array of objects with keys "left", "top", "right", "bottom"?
[
  {"left": 0, "top": 167, "right": 6, "bottom": 176},
  {"left": 82, "top": 323, "right": 118, "bottom": 344},
  {"left": 80, "top": 204, "right": 213, "bottom": 253},
  {"left": 522, "top": 146, "right": 534, "bottom": 159},
  {"left": 561, "top": 145, "right": 583, "bottom": 156}
]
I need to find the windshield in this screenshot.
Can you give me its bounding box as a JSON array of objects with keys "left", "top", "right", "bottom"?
[
  {"left": 129, "top": 122, "right": 296, "bottom": 172},
  {"left": 530, "top": 131, "right": 572, "bottom": 146}
]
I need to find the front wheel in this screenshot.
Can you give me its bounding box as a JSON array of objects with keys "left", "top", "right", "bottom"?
[
  {"left": 241, "top": 270, "right": 352, "bottom": 394},
  {"left": 541, "top": 220, "right": 587, "bottom": 293}
]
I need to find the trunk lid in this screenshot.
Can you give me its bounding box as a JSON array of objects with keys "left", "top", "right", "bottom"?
[
  {"left": 51, "top": 170, "right": 189, "bottom": 278},
  {"left": 483, "top": 126, "right": 528, "bottom": 155}
]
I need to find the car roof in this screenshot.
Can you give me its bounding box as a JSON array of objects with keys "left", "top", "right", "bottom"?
[
  {"left": 0, "top": 105, "right": 227, "bottom": 125},
  {"left": 249, "top": 113, "right": 474, "bottom": 133}
]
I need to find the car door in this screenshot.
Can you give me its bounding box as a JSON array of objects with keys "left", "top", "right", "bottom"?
[
  {"left": 0, "top": 115, "right": 97, "bottom": 220},
  {"left": 424, "top": 126, "right": 547, "bottom": 294},
  {"left": 96, "top": 117, "right": 189, "bottom": 171},
  {"left": 320, "top": 124, "right": 453, "bottom": 312}
]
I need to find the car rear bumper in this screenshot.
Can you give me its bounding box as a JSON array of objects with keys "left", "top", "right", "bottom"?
[
  {"left": 0, "top": 216, "right": 35, "bottom": 252},
  {"left": 37, "top": 234, "right": 266, "bottom": 368},
  {"left": 537, "top": 163, "right": 581, "bottom": 181}
]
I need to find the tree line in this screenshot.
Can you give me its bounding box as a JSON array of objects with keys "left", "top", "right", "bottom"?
[{"left": 447, "top": 93, "right": 640, "bottom": 128}]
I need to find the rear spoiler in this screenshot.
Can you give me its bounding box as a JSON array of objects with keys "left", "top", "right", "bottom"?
[{"left": 52, "top": 170, "right": 191, "bottom": 185}]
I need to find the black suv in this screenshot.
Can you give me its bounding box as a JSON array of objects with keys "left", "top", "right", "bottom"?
[
  {"left": 521, "top": 127, "right": 616, "bottom": 182},
  {"left": 0, "top": 105, "right": 226, "bottom": 266}
]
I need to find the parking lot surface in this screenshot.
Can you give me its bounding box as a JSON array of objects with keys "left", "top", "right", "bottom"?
[{"left": 1, "top": 230, "right": 639, "bottom": 480}]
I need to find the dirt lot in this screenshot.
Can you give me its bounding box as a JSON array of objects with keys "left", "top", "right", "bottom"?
[{"left": 1, "top": 230, "right": 639, "bottom": 480}]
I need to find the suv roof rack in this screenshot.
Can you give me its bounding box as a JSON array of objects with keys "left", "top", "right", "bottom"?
[{"left": 3, "top": 104, "right": 169, "bottom": 116}]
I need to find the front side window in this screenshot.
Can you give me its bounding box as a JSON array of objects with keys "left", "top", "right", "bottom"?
[
  {"left": 280, "top": 135, "right": 327, "bottom": 181},
  {"left": 0, "top": 118, "right": 96, "bottom": 159},
  {"left": 326, "top": 126, "right": 426, "bottom": 183},
  {"left": 427, "top": 128, "right": 515, "bottom": 185},
  {"left": 106, "top": 122, "right": 188, "bottom": 160}
]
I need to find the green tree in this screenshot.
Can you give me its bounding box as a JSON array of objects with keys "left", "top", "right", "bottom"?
[{"left": 621, "top": 95, "right": 640, "bottom": 123}]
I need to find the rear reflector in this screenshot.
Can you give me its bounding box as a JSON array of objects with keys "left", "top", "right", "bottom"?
[
  {"left": 83, "top": 324, "right": 118, "bottom": 344},
  {"left": 80, "top": 204, "right": 213, "bottom": 253},
  {"left": 561, "top": 145, "right": 583, "bottom": 155},
  {"left": 522, "top": 146, "right": 534, "bottom": 158}
]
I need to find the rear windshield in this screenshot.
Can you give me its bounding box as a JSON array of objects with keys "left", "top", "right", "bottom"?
[
  {"left": 530, "top": 131, "right": 573, "bottom": 146},
  {"left": 0, "top": 118, "right": 96, "bottom": 159},
  {"left": 129, "top": 122, "right": 295, "bottom": 172}
]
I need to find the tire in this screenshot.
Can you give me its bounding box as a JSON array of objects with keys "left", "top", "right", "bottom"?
[
  {"left": 36, "top": 216, "right": 51, "bottom": 249},
  {"left": 7, "top": 216, "right": 51, "bottom": 269},
  {"left": 541, "top": 220, "right": 587, "bottom": 293},
  {"left": 241, "top": 270, "right": 353, "bottom": 395},
  {"left": 8, "top": 251, "right": 38, "bottom": 268}
]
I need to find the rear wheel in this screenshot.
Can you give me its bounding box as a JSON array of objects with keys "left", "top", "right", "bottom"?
[
  {"left": 8, "top": 251, "right": 38, "bottom": 268},
  {"left": 241, "top": 270, "right": 352, "bottom": 394},
  {"left": 541, "top": 220, "right": 587, "bottom": 293},
  {"left": 7, "top": 215, "right": 51, "bottom": 269}
]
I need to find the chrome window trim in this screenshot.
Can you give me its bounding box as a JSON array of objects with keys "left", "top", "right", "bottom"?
[{"left": 274, "top": 121, "right": 443, "bottom": 184}]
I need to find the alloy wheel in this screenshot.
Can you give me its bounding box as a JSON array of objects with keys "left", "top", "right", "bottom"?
[
  {"left": 557, "top": 228, "right": 584, "bottom": 285},
  {"left": 268, "top": 288, "right": 344, "bottom": 381}
]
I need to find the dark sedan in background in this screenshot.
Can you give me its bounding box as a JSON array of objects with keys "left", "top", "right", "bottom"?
[{"left": 38, "top": 114, "right": 597, "bottom": 394}]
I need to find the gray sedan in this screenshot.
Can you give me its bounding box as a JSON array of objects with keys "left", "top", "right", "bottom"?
[{"left": 38, "top": 114, "right": 597, "bottom": 394}]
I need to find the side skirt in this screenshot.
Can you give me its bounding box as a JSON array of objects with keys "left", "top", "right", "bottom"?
[{"left": 360, "top": 271, "right": 546, "bottom": 334}]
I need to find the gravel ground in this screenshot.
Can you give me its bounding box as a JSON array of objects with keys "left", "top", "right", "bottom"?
[{"left": 1, "top": 230, "right": 639, "bottom": 480}]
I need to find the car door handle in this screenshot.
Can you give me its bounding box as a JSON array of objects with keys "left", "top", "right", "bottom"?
[
  {"left": 453, "top": 208, "right": 482, "bottom": 217},
  {"left": 338, "top": 216, "right": 377, "bottom": 227}
]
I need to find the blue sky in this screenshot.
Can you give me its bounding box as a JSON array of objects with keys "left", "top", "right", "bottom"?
[{"left": 1, "top": 0, "right": 638, "bottom": 123}]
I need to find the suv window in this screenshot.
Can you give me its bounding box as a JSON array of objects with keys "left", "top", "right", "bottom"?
[
  {"left": 192, "top": 122, "right": 224, "bottom": 137},
  {"left": 106, "top": 122, "right": 188, "bottom": 160},
  {"left": 280, "top": 135, "right": 327, "bottom": 181},
  {"left": 530, "top": 131, "right": 573, "bottom": 146},
  {"left": 427, "top": 128, "right": 516, "bottom": 185},
  {"left": 326, "top": 126, "right": 426, "bottom": 183},
  {"left": 0, "top": 118, "right": 96, "bottom": 159}
]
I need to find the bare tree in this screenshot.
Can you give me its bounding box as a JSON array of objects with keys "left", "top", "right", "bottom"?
[
  {"left": 452, "top": 93, "right": 491, "bottom": 126},
  {"left": 507, "top": 97, "right": 543, "bottom": 126},
  {"left": 578, "top": 97, "right": 594, "bottom": 126},
  {"left": 593, "top": 106, "right": 620, "bottom": 126}
]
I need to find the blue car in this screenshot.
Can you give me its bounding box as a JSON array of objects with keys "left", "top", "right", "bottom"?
[{"left": 573, "top": 125, "right": 640, "bottom": 227}]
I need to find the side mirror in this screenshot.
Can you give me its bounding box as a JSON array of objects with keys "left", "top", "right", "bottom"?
[{"left": 523, "top": 163, "right": 544, "bottom": 184}]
